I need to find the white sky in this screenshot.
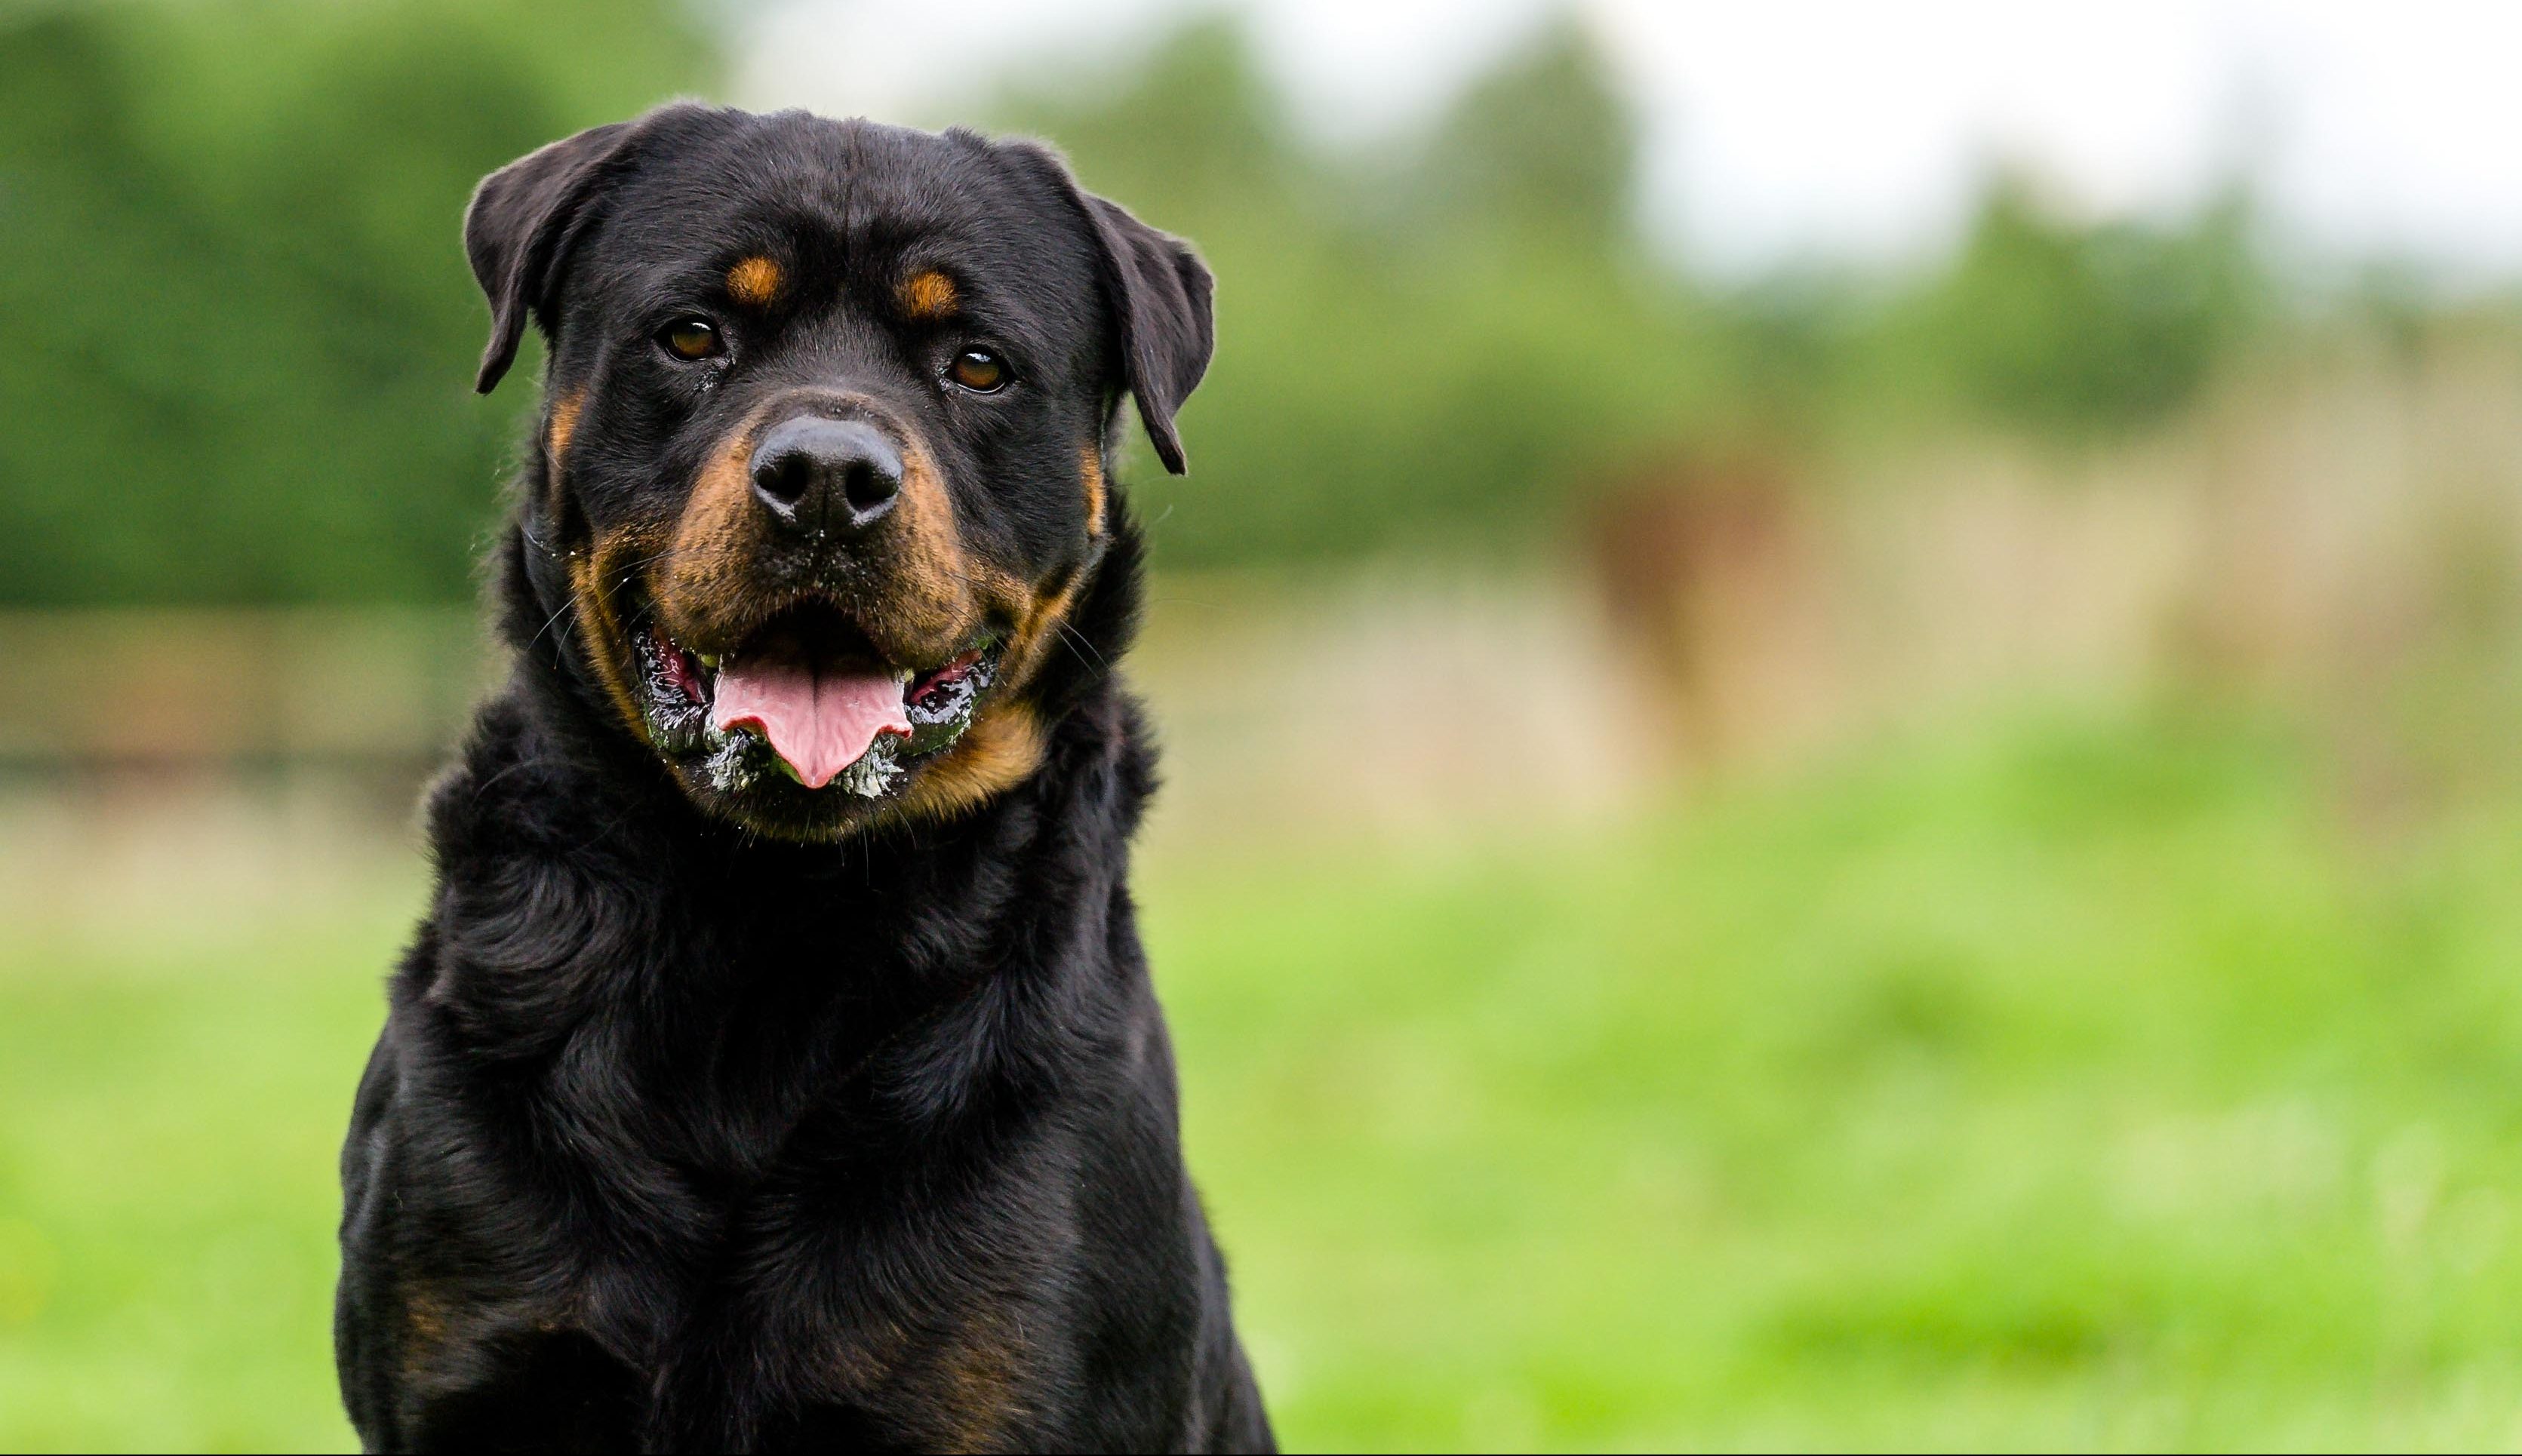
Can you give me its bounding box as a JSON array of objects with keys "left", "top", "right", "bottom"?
[{"left": 735, "top": 0, "right": 2522, "bottom": 283}]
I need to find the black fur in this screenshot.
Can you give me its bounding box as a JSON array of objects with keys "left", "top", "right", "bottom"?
[{"left": 336, "top": 106, "right": 1272, "bottom": 1452}]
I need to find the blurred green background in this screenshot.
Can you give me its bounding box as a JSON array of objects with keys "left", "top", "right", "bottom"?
[{"left": 8, "top": 1, "right": 2522, "bottom": 1450}]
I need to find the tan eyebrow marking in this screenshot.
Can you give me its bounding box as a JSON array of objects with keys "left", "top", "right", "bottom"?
[
  {"left": 900, "top": 269, "right": 958, "bottom": 320},
  {"left": 725, "top": 256, "right": 785, "bottom": 307}
]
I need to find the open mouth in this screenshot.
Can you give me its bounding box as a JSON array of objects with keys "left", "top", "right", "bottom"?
[{"left": 634, "top": 601, "right": 998, "bottom": 799}]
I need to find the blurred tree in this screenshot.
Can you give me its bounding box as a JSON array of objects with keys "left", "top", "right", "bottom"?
[
  {"left": 1864, "top": 170, "right": 2268, "bottom": 440},
  {"left": 0, "top": 0, "right": 713, "bottom": 606},
  {"left": 1413, "top": 16, "right": 1637, "bottom": 251},
  {"left": 1000, "top": 16, "right": 1303, "bottom": 228}
]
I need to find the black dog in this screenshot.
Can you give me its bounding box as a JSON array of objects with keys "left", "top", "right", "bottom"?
[{"left": 334, "top": 104, "right": 1272, "bottom": 1453}]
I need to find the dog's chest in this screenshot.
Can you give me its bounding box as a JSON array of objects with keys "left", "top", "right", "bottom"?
[
  {"left": 380, "top": 794, "right": 1132, "bottom": 1445},
  {"left": 405, "top": 1080, "right": 1072, "bottom": 1449}
]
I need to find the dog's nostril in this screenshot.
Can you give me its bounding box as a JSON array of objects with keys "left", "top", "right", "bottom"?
[
  {"left": 753, "top": 450, "right": 814, "bottom": 508},
  {"left": 842, "top": 458, "right": 900, "bottom": 518}
]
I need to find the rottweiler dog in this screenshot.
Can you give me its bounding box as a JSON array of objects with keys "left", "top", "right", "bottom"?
[{"left": 334, "top": 103, "right": 1273, "bottom": 1453}]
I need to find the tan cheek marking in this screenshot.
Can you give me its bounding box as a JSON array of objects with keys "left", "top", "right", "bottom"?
[
  {"left": 570, "top": 523, "right": 669, "bottom": 740},
  {"left": 652, "top": 425, "right": 767, "bottom": 647},
  {"left": 900, "top": 269, "right": 958, "bottom": 320},
  {"left": 852, "top": 439, "right": 1007, "bottom": 658},
  {"left": 1080, "top": 446, "right": 1106, "bottom": 539},
  {"left": 884, "top": 565, "right": 1086, "bottom": 822},
  {"left": 1002, "top": 576, "right": 1082, "bottom": 696},
  {"left": 887, "top": 703, "right": 1046, "bottom": 824},
  {"left": 726, "top": 255, "right": 786, "bottom": 307},
  {"left": 546, "top": 388, "right": 585, "bottom": 468}
]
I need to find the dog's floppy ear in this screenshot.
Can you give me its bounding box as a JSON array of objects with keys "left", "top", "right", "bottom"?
[
  {"left": 1083, "top": 194, "right": 1215, "bottom": 474},
  {"left": 466, "top": 106, "right": 700, "bottom": 394},
  {"left": 1000, "top": 141, "right": 1215, "bottom": 474}
]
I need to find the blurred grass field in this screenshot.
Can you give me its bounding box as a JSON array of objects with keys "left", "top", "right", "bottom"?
[{"left": 7, "top": 701, "right": 2522, "bottom": 1451}]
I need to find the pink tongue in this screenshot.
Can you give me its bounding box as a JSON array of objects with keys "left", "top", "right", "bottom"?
[{"left": 711, "top": 658, "right": 911, "bottom": 790}]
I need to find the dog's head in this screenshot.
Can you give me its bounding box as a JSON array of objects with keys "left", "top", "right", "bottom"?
[{"left": 468, "top": 106, "right": 1210, "bottom": 839}]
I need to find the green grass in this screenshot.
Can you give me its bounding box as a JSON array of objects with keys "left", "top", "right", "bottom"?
[
  {"left": 10, "top": 705, "right": 2522, "bottom": 1450},
  {"left": 0, "top": 895, "right": 400, "bottom": 1451}
]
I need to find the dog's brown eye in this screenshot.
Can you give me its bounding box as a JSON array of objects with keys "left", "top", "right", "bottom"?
[
  {"left": 660, "top": 318, "right": 722, "bottom": 361},
  {"left": 948, "top": 349, "right": 1006, "bottom": 392}
]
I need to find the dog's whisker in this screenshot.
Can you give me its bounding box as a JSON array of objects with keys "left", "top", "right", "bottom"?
[
  {"left": 523, "top": 595, "right": 579, "bottom": 656},
  {"left": 1053, "top": 619, "right": 1108, "bottom": 674}
]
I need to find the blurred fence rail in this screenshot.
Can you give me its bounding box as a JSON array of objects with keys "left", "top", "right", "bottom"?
[
  {"left": 0, "top": 609, "right": 492, "bottom": 769},
  {"left": 1589, "top": 343, "right": 2522, "bottom": 794}
]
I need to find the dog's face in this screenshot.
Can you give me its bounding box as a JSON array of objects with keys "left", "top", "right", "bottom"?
[{"left": 467, "top": 106, "right": 1210, "bottom": 839}]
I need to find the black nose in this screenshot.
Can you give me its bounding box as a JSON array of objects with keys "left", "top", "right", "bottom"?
[{"left": 748, "top": 416, "right": 903, "bottom": 532}]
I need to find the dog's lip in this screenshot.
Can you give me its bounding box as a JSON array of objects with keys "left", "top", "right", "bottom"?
[
  {"left": 646, "top": 622, "right": 993, "bottom": 708},
  {"left": 903, "top": 647, "right": 987, "bottom": 707}
]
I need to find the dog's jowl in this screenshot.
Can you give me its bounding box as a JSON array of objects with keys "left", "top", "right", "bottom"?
[{"left": 332, "top": 106, "right": 1272, "bottom": 1453}]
